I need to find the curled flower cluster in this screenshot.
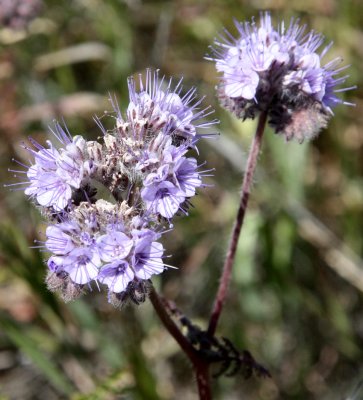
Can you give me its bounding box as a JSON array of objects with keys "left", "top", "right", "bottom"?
[
  {"left": 209, "top": 12, "right": 354, "bottom": 142},
  {"left": 13, "top": 69, "right": 216, "bottom": 306},
  {"left": 24, "top": 131, "right": 91, "bottom": 211}
]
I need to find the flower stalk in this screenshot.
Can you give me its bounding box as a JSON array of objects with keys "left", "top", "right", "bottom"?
[
  {"left": 150, "top": 109, "right": 269, "bottom": 400},
  {"left": 149, "top": 287, "right": 196, "bottom": 362},
  {"left": 208, "top": 110, "right": 268, "bottom": 336},
  {"left": 149, "top": 287, "right": 212, "bottom": 399}
]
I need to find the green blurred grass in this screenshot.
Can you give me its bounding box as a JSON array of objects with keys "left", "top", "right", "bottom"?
[{"left": 0, "top": 0, "right": 362, "bottom": 399}]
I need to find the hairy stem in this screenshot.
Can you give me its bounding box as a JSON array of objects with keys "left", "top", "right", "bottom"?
[
  {"left": 208, "top": 111, "right": 268, "bottom": 336},
  {"left": 149, "top": 287, "right": 196, "bottom": 361},
  {"left": 195, "top": 362, "right": 212, "bottom": 400},
  {"left": 149, "top": 287, "right": 212, "bottom": 399}
]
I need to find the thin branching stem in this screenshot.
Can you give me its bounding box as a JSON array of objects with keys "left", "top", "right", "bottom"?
[
  {"left": 208, "top": 111, "right": 268, "bottom": 336},
  {"left": 195, "top": 362, "right": 212, "bottom": 400},
  {"left": 149, "top": 287, "right": 212, "bottom": 399},
  {"left": 150, "top": 111, "right": 267, "bottom": 398},
  {"left": 149, "top": 287, "right": 196, "bottom": 360}
]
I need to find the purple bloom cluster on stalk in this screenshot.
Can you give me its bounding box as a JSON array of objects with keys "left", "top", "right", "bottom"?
[
  {"left": 12, "top": 69, "right": 216, "bottom": 306},
  {"left": 209, "top": 12, "right": 355, "bottom": 142}
]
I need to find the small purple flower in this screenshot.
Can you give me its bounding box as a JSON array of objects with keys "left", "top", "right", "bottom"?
[
  {"left": 47, "top": 247, "right": 101, "bottom": 286},
  {"left": 28, "top": 172, "right": 72, "bottom": 210},
  {"left": 97, "top": 227, "right": 165, "bottom": 295},
  {"left": 131, "top": 230, "right": 165, "bottom": 280},
  {"left": 98, "top": 260, "right": 135, "bottom": 293},
  {"left": 47, "top": 255, "right": 65, "bottom": 273},
  {"left": 143, "top": 164, "right": 169, "bottom": 186},
  {"left": 209, "top": 12, "right": 355, "bottom": 141},
  {"left": 62, "top": 247, "right": 101, "bottom": 285},
  {"left": 23, "top": 124, "right": 89, "bottom": 210},
  {"left": 45, "top": 222, "right": 78, "bottom": 255},
  {"left": 141, "top": 180, "right": 185, "bottom": 219},
  {"left": 139, "top": 140, "right": 202, "bottom": 219},
  {"left": 45, "top": 218, "right": 100, "bottom": 285},
  {"left": 56, "top": 149, "right": 84, "bottom": 188},
  {"left": 97, "top": 229, "right": 134, "bottom": 262},
  {"left": 172, "top": 155, "right": 202, "bottom": 198}
]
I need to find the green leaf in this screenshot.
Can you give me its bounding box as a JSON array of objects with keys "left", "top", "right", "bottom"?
[{"left": 1, "top": 316, "right": 74, "bottom": 395}]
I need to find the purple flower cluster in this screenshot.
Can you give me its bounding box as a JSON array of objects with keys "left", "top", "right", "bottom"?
[
  {"left": 24, "top": 126, "right": 91, "bottom": 211},
  {"left": 210, "top": 12, "right": 355, "bottom": 142},
  {"left": 14, "top": 69, "right": 216, "bottom": 306},
  {"left": 45, "top": 202, "right": 164, "bottom": 303},
  {"left": 139, "top": 139, "right": 202, "bottom": 218}
]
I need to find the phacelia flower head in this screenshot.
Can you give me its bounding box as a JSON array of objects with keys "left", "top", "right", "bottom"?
[
  {"left": 10, "top": 69, "right": 216, "bottom": 307},
  {"left": 209, "top": 12, "right": 355, "bottom": 142}
]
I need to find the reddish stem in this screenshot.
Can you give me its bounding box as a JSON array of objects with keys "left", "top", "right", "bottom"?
[
  {"left": 149, "top": 111, "right": 267, "bottom": 398},
  {"left": 149, "top": 287, "right": 212, "bottom": 399},
  {"left": 149, "top": 287, "right": 196, "bottom": 361},
  {"left": 208, "top": 111, "right": 268, "bottom": 336},
  {"left": 195, "top": 362, "right": 212, "bottom": 400}
]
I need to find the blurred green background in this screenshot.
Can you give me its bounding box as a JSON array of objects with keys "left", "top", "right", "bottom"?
[{"left": 0, "top": 0, "right": 362, "bottom": 399}]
